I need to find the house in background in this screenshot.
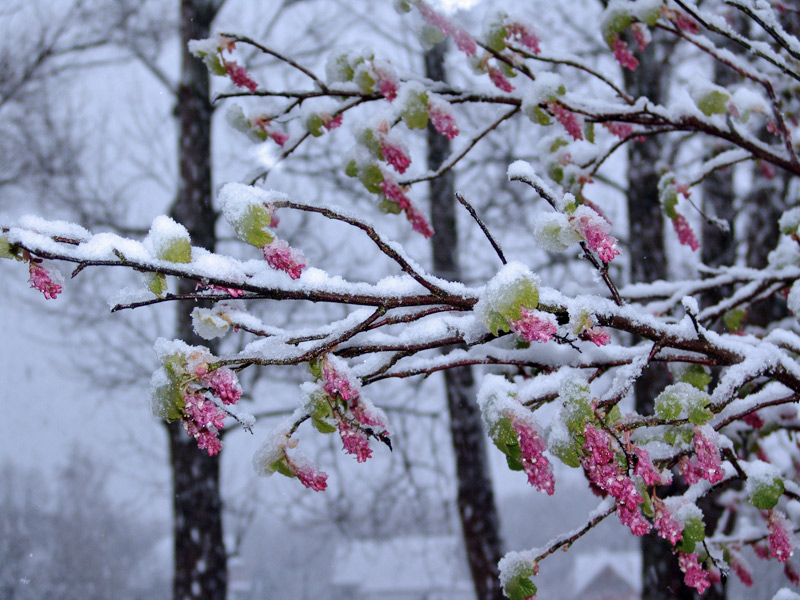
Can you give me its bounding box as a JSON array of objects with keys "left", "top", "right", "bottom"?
[
  {"left": 571, "top": 551, "right": 641, "bottom": 600},
  {"left": 331, "top": 536, "right": 476, "bottom": 600}
]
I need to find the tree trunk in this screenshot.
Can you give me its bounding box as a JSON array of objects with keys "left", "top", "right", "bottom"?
[
  {"left": 167, "top": 2, "right": 226, "bottom": 599},
  {"left": 425, "top": 43, "right": 505, "bottom": 600}
]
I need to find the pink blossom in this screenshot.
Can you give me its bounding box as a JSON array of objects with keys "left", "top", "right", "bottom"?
[
  {"left": 404, "top": 203, "right": 435, "bottom": 238},
  {"left": 262, "top": 239, "right": 306, "bottom": 279},
  {"left": 350, "top": 399, "right": 386, "bottom": 429},
  {"left": 653, "top": 498, "right": 683, "bottom": 545},
  {"left": 223, "top": 59, "right": 258, "bottom": 92},
  {"left": 768, "top": 510, "right": 796, "bottom": 563},
  {"left": 289, "top": 457, "right": 328, "bottom": 491},
  {"left": 270, "top": 130, "right": 289, "bottom": 147},
  {"left": 602, "top": 122, "right": 634, "bottom": 139},
  {"left": 571, "top": 206, "right": 620, "bottom": 263},
  {"left": 510, "top": 308, "right": 557, "bottom": 343},
  {"left": 694, "top": 426, "right": 724, "bottom": 484},
  {"left": 759, "top": 161, "right": 776, "bottom": 179},
  {"left": 632, "top": 445, "right": 662, "bottom": 485},
  {"left": 549, "top": 101, "right": 583, "bottom": 141},
  {"left": 339, "top": 420, "right": 373, "bottom": 463},
  {"left": 730, "top": 551, "right": 753, "bottom": 586},
  {"left": 632, "top": 23, "right": 651, "bottom": 50},
  {"left": 675, "top": 12, "right": 700, "bottom": 33},
  {"left": 28, "top": 262, "right": 62, "bottom": 300},
  {"left": 381, "top": 141, "right": 412, "bottom": 174},
  {"left": 206, "top": 368, "right": 242, "bottom": 405},
  {"left": 506, "top": 22, "right": 541, "bottom": 54},
  {"left": 428, "top": 101, "right": 459, "bottom": 139},
  {"left": 611, "top": 36, "right": 639, "bottom": 71},
  {"left": 210, "top": 285, "right": 246, "bottom": 297},
  {"left": 582, "top": 326, "right": 611, "bottom": 347},
  {"left": 678, "top": 552, "right": 710, "bottom": 594},
  {"left": 743, "top": 411, "right": 764, "bottom": 429},
  {"left": 380, "top": 179, "right": 434, "bottom": 238},
  {"left": 321, "top": 113, "right": 343, "bottom": 130},
  {"left": 582, "top": 425, "right": 651, "bottom": 535},
  {"left": 373, "top": 63, "right": 399, "bottom": 101},
  {"left": 322, "top": 357, "right": 360, "bottom": 402},
  {"left": 488, "top": 66, "right": 514, "bottom": 92},
  {"left": 182, "top": 391, "right": 226, "bottom": 456},
  {"left": 678, "top": 455, "right": 705, "bottom": 485},
  {"left": 417, "top": 2, "right": 476, "bottom": 55},
  {"left": 755, "top": 542, "right": 771, "bottom": 560},
  {"left": 672, "top": 215, "right": 700, "bottom": 251},
  {"left": 511, "top": 417, "right": 555, "bottom": 494}
]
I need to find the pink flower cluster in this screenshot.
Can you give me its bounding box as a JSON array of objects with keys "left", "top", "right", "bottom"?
[
  {"left": 678, "top": 552, "right": 711, "bottom": 594},
  {"left": 632, "top": 445, "right": 663, "bottom": 485},
  {"left": 380, "top": 178, "right": 434, "bottom": 238},
  {"left": 653, "top": 498, "right": 683, "bottom": 545},
  {"left": 181, "top": 366, "right": 242, "bottom": 456},
  {"left": 631, "top": 23, "right": 651, "bottom": 50},
  {"left": 582, "top": 326, "right": 611, "bottom": 347},
  {"left": 321, "top": 356, "right": 389, "bottom": 462},
  {"left": 223, "top": 59, "right": 258, "bottom": 92},
  {"left": 694, "top": 426, "right": 724, "bottom": 484},
  {"left": 582, "top": 425, "right": 651, "bottom": 535},
  {"left": 28, "top": 262, "right": 62, "bottom": 300},
  {"left": 672, "top": 214, "right": 699, "bottom": 251},
  {"left": 506, "top": 22, "right": 541, "bottom": 54},
  {"left": 511, "top": 417, "right": 555, "bottom": 494},
  {"left": 373, "top": 62, "right": 399, "bottom": 101},
  {"left": 262, "top": 239, "right": 306, "bottom": 279},
  {"left": 338, "top": 420, "right": 373, "bottom": 463},
  {"left": 570, "top": 206, "right": 620, "bottom": 263},
  {"left": 252, "top": 115, "right": 289, "bottom": 147},
  {"left": 428, "top": 100, "right": 459, "bottom": 140},
  {"left": 488, "top": 66, "right": 514, "bottom": 92},
  {"left": 417, "top": 1, "right": 476, "bottom": 55},
  {"left": 549, "top": 102, "right": 583, "bottom": 141},
  {"left": 321, "top": 113, "right": 343, "bottom": 130},
  {"left": 768, "top": 510, "right": 796, "bottom": 563},
  {"left": 602, "top": 122, "right": 634, "bottom": 140},
  {"left": 611, "top": 36, "right": 639, "bottom": 71},
  {"left": 730, "top": 550, "right": 754, "bottom": 586},
  {"left": 381, "top": 140, "right": 412, "bottom": 174},
  {"left": 288, "top": 455, "right": 328, "bottom": 491},
  {"left": 510, "top": 308, "right": 557, "bottom": 343}
]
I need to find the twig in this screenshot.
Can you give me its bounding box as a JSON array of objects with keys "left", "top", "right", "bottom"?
[{"left": 455, "top": 192, "right": 506, "bottom": 265}]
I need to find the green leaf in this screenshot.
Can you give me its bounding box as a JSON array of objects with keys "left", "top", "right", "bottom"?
[
  {"left": 207, "top": 54, "right": 227, "bottom": 76},
  {"left": 236, "top": 204, "right": 274, "bottom": 247},
  {"left": 492, "top": 417, "right": 522, "bottom": 459},
  {"left": 505, "top": 572, "right": 538, "bottom": 600},
  {"left": 487, "top": 24, "right": 508, "bottom": 52},
  {"left": 677, "top": 516, "right": 705, "bottom": 554},
  {"left": 359, "top": 164, "right": 385, "bottom": 194},
  {"left": 723, "top": 309, "right": 745, "bottom": 332},
  {"left": 419, "top": 24, "right": 446, "bottom": 47},
  {"left": 688, "top": 403, "right": 713, "bottom": 426},
  {"left": 661, "top": 189, "right": 679, "bottom": 219},
  {"left": 487, "top": 311, "right": 510, "bottom": 336},
  {"left": 750, "top": 477, "right": 785, "bottom": 510},
  {"left": 401, "top": 90, "right": 430, "bottom": 130},
  {"left": 640, "top": 491, "right": 654, "bottom": 518},
  {"left": 146, "top": 272, "right": 168, "bottom": 298},
  {"left": 0, "top": 237, "right": 20, "bottom": 260},
  {"left": 655, "top": 387, "right": 683, "bottom": 420},
  {"left": 269, "top": 456, "right": 295, "bottom": 479},
  {"left": 525, "top": 105, "right": 552, "bottom": 126},
  {"left": 680, "top": 364, "right": 711, "bottom": 391},
  {"left": 159, "top": 237, "right": 192, "bottom": 263},
  {"left": 345, "top": 159, "right": 359, "bottom": 178},
  {"left": 378, "top": 197, "right": 403, "bottom": 214},
  {"left": 550, "top": 438, "right": 582, "bottom": 468},
  {"left": 355, "top": 68, "right": 376, "bottom": 94},
  {"left": 506, "top": 454, "right": 525, "bottom": 471},
  {"left": 696, "top": 90, "right": 730, "bottom": 116},
  {"left": 306, "top": 113, "right": 325, "bottom": 137},
  {"left": 585, "top": 122, "right": 595, "bottom": 143},
  {"left": 312, "top": 417, "right": 338, "bottom": 434},
  {"left": 602, "top": 10, "right": 632, "bottom": 46}
]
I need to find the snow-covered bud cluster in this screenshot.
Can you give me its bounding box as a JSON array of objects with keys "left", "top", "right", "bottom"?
[
  {"left": 478, "top": 376, "right": 555, "bottom": 494},
  {"left": 218, "top": 183, "right": 307, "bottom": 279},
  {"left": 227, "top": 105, "right": 289, "bottom": 147},
  {"left": 325, "top": 48, "right": 399, "bottom": 101},
  {"left": 600, "top": 0, "right": 661, "bottom": 71},
  {"left": 150, "top": 339, "right": 245, "bottom": 456},
  {"left": 252, "top": 421, "right": 329, "bottom": 492},
  {"left": 189, "top": 34, "right": 258, "bottom": 91},
  {"left": 412, "top": 0, "right": 476, "bottom": 56},
  {"left": 28, "top": 260, "right": 64, "bottom": 300}
]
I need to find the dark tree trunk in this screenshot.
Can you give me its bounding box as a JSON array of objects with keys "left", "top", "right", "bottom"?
[
  {"left": 167, "top": 2, "right": 226, "bottom": 599},
  {"left": 425, "top": 43, "right": 505, "bottom": 600},
  {"left": 624, "top": 32, "right": 694, "bottom": 600}
]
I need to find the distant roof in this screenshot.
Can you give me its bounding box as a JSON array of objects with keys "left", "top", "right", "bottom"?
[
  {"left": 572, "top": 551, "right": 642, "bottom": 596},
  {"left": 331, "top": 535, "right": 474, "bottom": 594}
]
